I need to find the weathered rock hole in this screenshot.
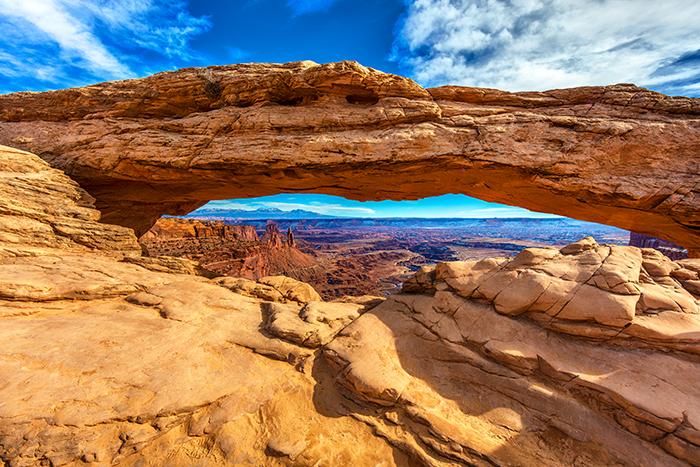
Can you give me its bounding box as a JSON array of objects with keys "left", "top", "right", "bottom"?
[
  {"left": 345, "top": 93, "right": 379, "bottom": 105},
  {"left": 270, "top": 90, "right": 320, "bottom": 106},
  {"left": 199, "top": 71, "right": 223, "bottom": 100},
  {"left": 203, "top": 79, "right": 222, "bottom": 99},
  {"left": 274, "top": 96, "right": 306, "bottom": 106}
]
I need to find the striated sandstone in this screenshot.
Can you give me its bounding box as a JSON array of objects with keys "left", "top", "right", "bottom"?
[
  {"left": 141, "top": 217, "right": 258, "bottom": 243},
  {"left": 0, "top": 61, "right": 698, "bottom": 254},
  {"left": 0, "top": 145, "right": 140, "bottom": 257}
]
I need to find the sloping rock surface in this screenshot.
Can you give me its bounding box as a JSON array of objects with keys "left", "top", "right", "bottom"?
[
  {"left": 1, "top": 150, "right": 700, "bottom": 465},
  {"left": 0, "top": 61, "right": 698, "bottom": 253}
]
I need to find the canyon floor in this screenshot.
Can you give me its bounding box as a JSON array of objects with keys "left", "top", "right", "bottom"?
[{"left": 2, "top": 146, "right": 700, "bottom": 466}]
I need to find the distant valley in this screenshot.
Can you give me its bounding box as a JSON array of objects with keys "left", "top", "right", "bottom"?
[{"left": 144, "top": 215, "right": 631, "bottom": 299}]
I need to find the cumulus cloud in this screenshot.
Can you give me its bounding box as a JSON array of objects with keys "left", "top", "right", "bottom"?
[
  {"left": 0, "top": 0, "right": 210, "bottom": 88},
  {"left": 392, "top": 0, "right": 700, "bottom": 94}
]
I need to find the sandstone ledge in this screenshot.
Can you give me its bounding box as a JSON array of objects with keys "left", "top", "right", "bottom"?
[{"left": 403, "top": 237, "right": 700, "bottom": 354}]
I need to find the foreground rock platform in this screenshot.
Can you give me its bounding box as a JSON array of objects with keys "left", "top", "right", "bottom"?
[
  {"left": 1, "top": 145, "right": 700, "bottom": 465},
  {"left": 0, "top": 61, "right": 698, "bottom": 254}
]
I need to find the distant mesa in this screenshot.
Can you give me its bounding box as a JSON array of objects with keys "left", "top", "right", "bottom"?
[
  {"left": 629, "top": 232, "right": 688, "bottom": 260},
  {"left": 140, "top": 217, "right": 319, "bottom": 287}
]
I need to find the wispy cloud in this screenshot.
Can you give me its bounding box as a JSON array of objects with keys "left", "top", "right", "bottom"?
[
  {"left": 195, "top": 200, "right": 255, "bottom": 211},
  {"left": 193, "top": 198, "right": 376, "bottom": 216},
  {"left": 0, "top": 0, "right": 128, "bottom": 77},
  {"left": 0, "top": 0, "right": 210, "bottom": 90},
  {"left": 456, "top": 207, "right": 560, "bottom": 219},
  {"left": 392, "top": 0, "right": 700, "bottom": 95},
  {"left": 256, "top": 201, "right": 376, "bottom": 215}
]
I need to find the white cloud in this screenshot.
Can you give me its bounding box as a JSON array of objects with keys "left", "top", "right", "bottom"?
[
  {"left": 193, "top": 199, "right": 377, "bottom": 216},
  {"left": 456, "top": 207, "right": 560, "bottom": 218},
  {"left": 0, "top": 0, "right": 209, "bottom": 84},
  {"left": 393, "top": 0, "right": 700, "bottom": 94},
  {"left": 196, "top": 200, "right": 255, "bottom": 211},
  {"left": 0, "top": 0, "right": 128, "bottom": 77},
  {"left": 257, "top": 201, "right": 376, "bottom": 216}
]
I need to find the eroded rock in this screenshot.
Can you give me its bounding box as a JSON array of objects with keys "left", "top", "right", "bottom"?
[
  {"left": 0, "top": 145, "right": 140, "bottom": 257},
  {"left": 325, "top": 290, "right": 699, "bottom": 465},
  {"left": 403, "top": 237, "right": 700, "bottom": 354},
  {"left": 264, "top": 300, "right": 367, "bottom": 348}
]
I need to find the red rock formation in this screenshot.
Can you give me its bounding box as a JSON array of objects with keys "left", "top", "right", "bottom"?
[
  {"left": 0, "top": 61, "right": 697, "bottom": 254},
  {"left": 287, "top": 227, "right": 296, "bottom": 247},
  {"left": 262, "top": 221, "right": 285, "bottom": 249},
  {"left": 141, "top": 217, "right": 319, "bottom": 283},
  {"left": 141, "top": 217, "right": 258, "bottom": 242}
]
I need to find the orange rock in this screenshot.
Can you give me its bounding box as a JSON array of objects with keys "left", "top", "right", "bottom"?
[{"left": 0, "top": 61, "right": 697, "bottom": 252}]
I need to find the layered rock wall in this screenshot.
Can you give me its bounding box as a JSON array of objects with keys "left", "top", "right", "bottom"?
[
  {"left": 140, "top": 217, "right": 319, "bottom": 285},
  {"left": 141, "top": 218, "right": 258, "bottom": 242}
]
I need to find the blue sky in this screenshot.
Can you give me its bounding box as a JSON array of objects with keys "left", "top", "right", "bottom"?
[
  {"left": 198, "top": 194, "right": 560, "bottom": 218},
  {"left": 2, "top": 0, "right": 699, "bottom": 217}
]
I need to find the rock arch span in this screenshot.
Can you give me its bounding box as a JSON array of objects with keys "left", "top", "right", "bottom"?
[{"left": 0, "top": 61, "right": 698, "bottom": 254}]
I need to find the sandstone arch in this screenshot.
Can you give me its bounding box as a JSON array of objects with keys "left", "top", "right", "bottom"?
[{"left": 0, "top": 61, "right": 698, "bottom": 253}]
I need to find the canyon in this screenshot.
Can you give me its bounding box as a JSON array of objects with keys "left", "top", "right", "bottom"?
[
  {"left": 141, "top": 218, "right": 319, "bottom": 282},
  {"left": 0, "top": 61, "right": 699, "bottom": 466},
  {"left": 140, "top": 217, "right": 418, "bottom": 299},
  {"left": 139, "top": 216, "right": 630, "bottom": 299}
]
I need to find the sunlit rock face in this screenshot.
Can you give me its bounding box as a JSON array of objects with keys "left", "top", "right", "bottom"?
[{"left": 0, "top": 61, "right": 698, "bottom": 255}]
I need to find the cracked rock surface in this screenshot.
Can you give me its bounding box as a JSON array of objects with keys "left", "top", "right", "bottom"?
[{"left": 1, "top": 145, "right": 700, "bottom": 465}]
